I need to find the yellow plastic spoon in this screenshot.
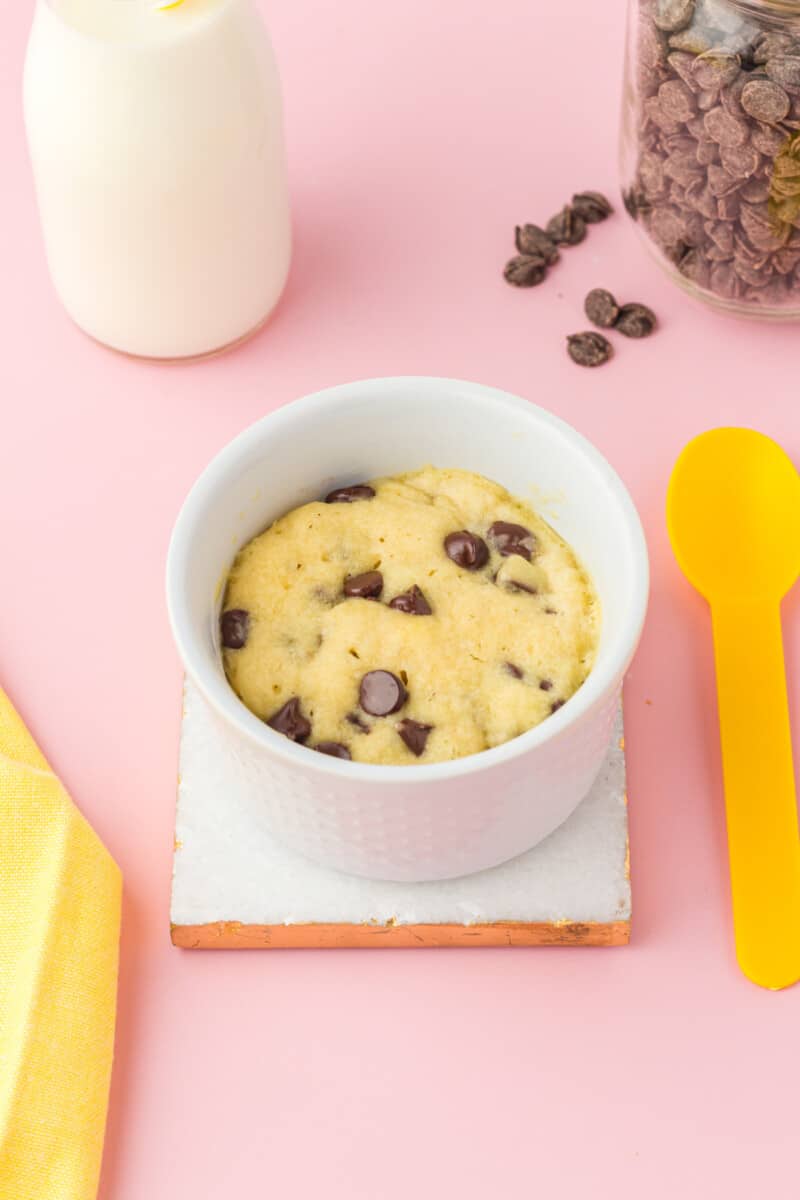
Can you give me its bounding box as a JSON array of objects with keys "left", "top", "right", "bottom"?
[{"left": 668, "top": 428, "right": 800, "bottom": 990}]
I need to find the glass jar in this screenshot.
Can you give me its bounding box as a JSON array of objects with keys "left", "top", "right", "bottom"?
[{"left": 622, "top": 0, "right": 800, "bottom": 319}]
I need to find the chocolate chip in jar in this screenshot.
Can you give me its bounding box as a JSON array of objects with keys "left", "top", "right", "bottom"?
[
  {"left": 396, "top": 718, "right": 433, "bottom": 757},
  {"left": 359, "top": 670, "right": 408, "bottom": 717},
  {"left": 220, "top": 608, "right": 250, "bottom": 649},
  {"left": 741, "top": 79, "right": 791, "bottom": 124},
  {"left": 504, "top": 662, "right": 524, "bottom": 679},
  {"left": 652, "top": 0, "right": 695, "bottom": 34},
  {"left": 343, "top": 570, "right": 384, "bottom": 600},
  {"left": 444, "top": 530, "right": 489, "bottom": 570},
  {"left": 566, "top": 331, "right": 613, "bottom": 367},
  {"left": 267, "top": 697, "right": 312, "bottom": 743},
  {"left": 324, "top": 484, "right": 376, "bottom": 503},
  {"left": 388, "top": 585, "right": 432, "bottom": 615}
]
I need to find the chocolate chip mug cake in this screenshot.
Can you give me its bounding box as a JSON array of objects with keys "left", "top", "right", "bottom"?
[{"left": 220, "top": 467, "right": 599, "bottom": 765}]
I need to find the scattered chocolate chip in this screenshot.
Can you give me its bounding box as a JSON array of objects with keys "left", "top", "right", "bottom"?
[
  {"left": 566, "top": 331, "right": 613, "bottom": 367},
  {"left": 324, "top": 484, "right": 376, "bottom": 503},
  {"left": 615, "top": 303, "right": 658, "bottom": 337},
  {"left": 539, "top": 679, "right": 554, "bottom": 692},
  {"left": 503, "top": 254, "right": 547, "bottom": 287},
  {"left": 550, "top": 699, "right": 566, "bottom": 714},
  {"left": 488, "top": 520, "right": 537, "bottom": 561},
  {"left": 220, "top": 608, "right": 249, "bottom": 650},
  {"left": 515, "top": 224, "right": 560, "bottom": 264},
  {"left": 546, "top": 205, "right": 587, "bottom": 246},
  {"left": 396, "top": 718, "right": 433, "bottom": 757},
  {"left": 359, "top": 670, "right": 407, "bottom": 717},
  {"left": 314, "top": 741, "right": 351, "bottom": 759},
  {"left": 444, "top": 530, "right": 489, "bottom": 570},
  {"left": 343, "top": 570, "right": 383, "bottom": 600},
  {"left": 267, "top": 697, "right": 311, "bottom": 743},
  {"left": 346, "top": 712, "right": 371, "bottom": 733},
  {"left": 584, "top": 288, "right": 620, "bottom": 328},
  {"left": 572, "top": 191, "right": 613, "bottom": 223},
  {"left": 504, "top": 662, "right": 524, "bottom": 679},
  {"left": 388, "top": 585, "right": 432, "bottom": 615}
]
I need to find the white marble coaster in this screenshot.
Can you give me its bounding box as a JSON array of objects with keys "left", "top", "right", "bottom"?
[{"left": 171, "top": 683, "right": 630, "bottom": 948}]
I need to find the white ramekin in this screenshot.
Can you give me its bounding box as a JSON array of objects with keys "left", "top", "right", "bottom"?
[{"left": 167, "top": 377, "right": 649, "bottom": 882}]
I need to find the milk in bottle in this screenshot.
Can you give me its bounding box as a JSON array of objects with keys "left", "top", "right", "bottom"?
[{"left": 24, "top": 0, "right": 291, "bottom": 359}]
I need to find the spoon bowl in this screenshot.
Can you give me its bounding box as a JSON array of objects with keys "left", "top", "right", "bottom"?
[{"left": 668, "top": 427, "right": 800, "bottom": 603}]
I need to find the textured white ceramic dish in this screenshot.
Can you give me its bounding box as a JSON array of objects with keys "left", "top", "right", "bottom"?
[{"left": 166, "top": 377, "right": 649, "bottom": 882}]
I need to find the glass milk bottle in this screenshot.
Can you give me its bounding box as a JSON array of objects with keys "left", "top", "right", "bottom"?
[{"left": 24, "top": 0, "right": 291, "bottom": 359}]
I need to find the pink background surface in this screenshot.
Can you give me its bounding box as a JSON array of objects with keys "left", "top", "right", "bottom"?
[{"left": 3, "top": 1, "right": 800, "bottom": 1195}]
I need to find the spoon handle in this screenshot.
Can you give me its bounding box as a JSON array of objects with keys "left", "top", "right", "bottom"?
[{"left": 712, "top": 600, "right": 800, "bottom": 990}]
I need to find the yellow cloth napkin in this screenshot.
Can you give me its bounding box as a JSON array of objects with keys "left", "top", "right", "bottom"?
[{"left": 0, "top": 687, "right": 121, "bottom": 1200}]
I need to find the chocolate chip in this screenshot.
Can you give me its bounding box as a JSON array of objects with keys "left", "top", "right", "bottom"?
[
  {"left": 765, "top": 56, "right": 800, "bottom": 94},
  {"left": 704, "top": 107, "right": 749, "bottom": 149},
  {"left": 691, "top": 50, "right": 742, "bottom": 92},
  {"left": 584, "top": 288, "right": 620, "bottom": 328},
  {"left": 572, "top": 191, "right": 613, "bottom": 223},
  {"left": 324, "top": 484, "right": 375, "bottom": 503},
  {"left": 396, "top": 718, "right": 433, "bottom": 757},
  {"left": 652, "top": 0, "right": 695, "bottom": 34},
  {"left": 343, "top": 570, "right": 383, "bottom": 600},
  {"left": 220, "top": 608, "right": 250, "bottom": 650},
  {"left": 488, "top": 520, "right": 537, "bottom": 561},
  {"left": 444, "top": 530, "right": 489, "bottom": 570},
  {"left": 550, "top": 699, "right": 566, "bottom": 714},
  {"left": 566, "top": 331, "right": 613, "bottom": 367},
  {"left": 388, "top": 585, "right": 432, "bottom": 615},
  {"left": 546, "top": 205, "right": 587, "bottom": 246},
  {"left": 315, "top": 741, "right": 351, "bottom": 759},
  {"left": 267, "top": 697, "right": 311, "bottom": 742},
  {"left": 615, "top": 303, "right": 658, "bottom": 337},
  {"left": 741, "top": 79, "right": 791, "bottom": 124},
  {"left": 503, "top": 254, "right": 547, "bottom": 287},
  {"left": 359, "top": 670, "right": 407, "bottom": 717},
  {"left": 515, "top": 224, "right": 560, "bottom": 264},
  {"left": 504, "top": 662, "right": 524, "bottom": 679},
  {"left": 539, "top": 679, "right": 554, "bottom": 692},
  {"left": 658, "top": 79, "right": 696, "bottom": 123},
  {"left": 346, "top": 712, "right": 371, "bottom": 733}
]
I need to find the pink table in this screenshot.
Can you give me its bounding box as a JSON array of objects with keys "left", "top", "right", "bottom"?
[{"left": 3, "top": 2, "right": 799, "bottom": 1195}]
